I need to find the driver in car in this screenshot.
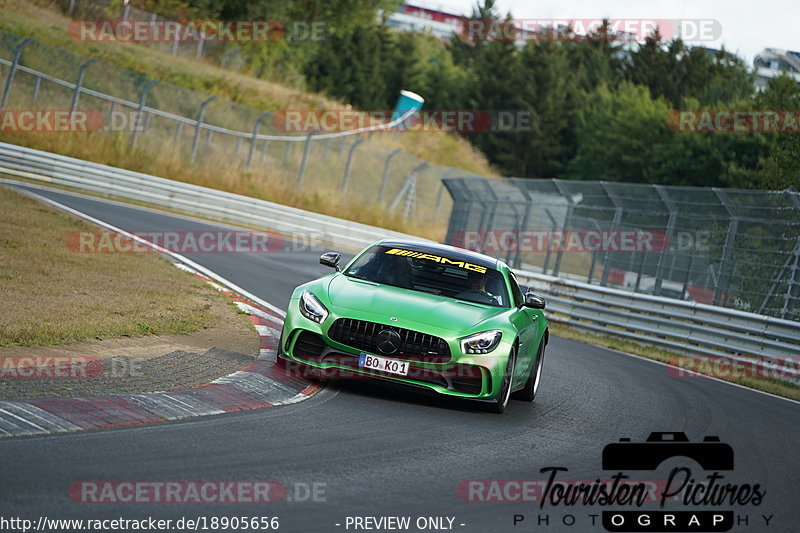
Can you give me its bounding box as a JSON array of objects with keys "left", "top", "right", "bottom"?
[{"left": 455, "top": 270, "right": 498, "bottom": 305}]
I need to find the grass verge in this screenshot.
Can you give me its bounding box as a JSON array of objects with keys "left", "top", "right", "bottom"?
[
  {"left": 0, "top": 0, "right": 496, "bottom": 175},
  {"left": 0, "top": 185, "right": 252, "bottom": 346},
  {"left": 550, "top": 323, "right": 800, "bottom": 402}
]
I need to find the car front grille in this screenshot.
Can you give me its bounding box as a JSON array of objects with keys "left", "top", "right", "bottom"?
[{"left": 327, "top": 318, "right": 450, "bottom": 362}]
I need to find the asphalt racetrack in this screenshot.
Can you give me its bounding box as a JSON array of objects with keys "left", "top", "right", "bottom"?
[{"left": 1, "top": 183, "right": 798, "bottom": 533}]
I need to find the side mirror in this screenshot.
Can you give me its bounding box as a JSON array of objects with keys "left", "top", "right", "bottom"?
[
  {"left": 523, "top": 292, "right": 546, "bottom": 309},
  {"left": 320, "top": 252, "right": 341, "bottom": 271}
]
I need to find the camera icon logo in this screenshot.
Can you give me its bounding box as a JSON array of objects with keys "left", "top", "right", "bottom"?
[{"left": 602, "top": 432, "right": 734, "bottom": 471}]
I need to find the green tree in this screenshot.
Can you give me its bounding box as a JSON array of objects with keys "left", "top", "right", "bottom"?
[{"left": 568, "top": 82, "right": 672, "bottom": 182}]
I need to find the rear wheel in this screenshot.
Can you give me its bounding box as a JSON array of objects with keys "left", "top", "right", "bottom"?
[
  {"left": 513, "top": 340, "right": 545, "bottom": 402},
  {"left": 485, "top": 347, "right": 516, "bottom": 414}
]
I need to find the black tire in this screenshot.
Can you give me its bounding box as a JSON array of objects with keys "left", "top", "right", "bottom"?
[
  {"left": 485, "top": 347, "right": 516, "bottom": 414},
  {"left": 512, "top": 340, "right": 545, "bottom": 402}
]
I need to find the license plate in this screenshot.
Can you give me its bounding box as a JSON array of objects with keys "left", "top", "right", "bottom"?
[{"left": 358, "top": 353, "right": 409, "bottom": 376}]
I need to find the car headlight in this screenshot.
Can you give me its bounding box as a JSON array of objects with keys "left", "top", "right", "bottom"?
[
  {"left": 299, "top": 291, "right": 329, "bottom": 323},
  {"left": 461, "top": 330, "right": 502, "bottom": 354}
]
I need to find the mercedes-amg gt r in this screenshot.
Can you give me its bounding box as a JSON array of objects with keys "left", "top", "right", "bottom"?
[{"left": 277, "top": 239, "right": 548, "bottom": 413}]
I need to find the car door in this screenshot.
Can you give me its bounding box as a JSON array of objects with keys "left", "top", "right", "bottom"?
[{"left": 507, "top": 272, "right": 539, "bottom": 381}]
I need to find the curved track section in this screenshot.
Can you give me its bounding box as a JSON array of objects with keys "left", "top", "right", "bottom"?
[{"left": 1, "top": 183, "right": 798, "bottom": 533}]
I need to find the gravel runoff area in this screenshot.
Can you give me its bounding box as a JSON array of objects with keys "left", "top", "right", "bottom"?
[{"left": 0, "top": 348, "right": 258, "bottom": 401}]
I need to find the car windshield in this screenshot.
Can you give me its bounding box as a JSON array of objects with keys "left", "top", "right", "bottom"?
[{"left": 343, "top": 245, "right": 510, "bottom": 308}]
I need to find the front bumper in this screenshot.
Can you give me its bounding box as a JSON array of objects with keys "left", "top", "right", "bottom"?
[{"left": 278, "top": 321, "right": 511, "bottom": 400}]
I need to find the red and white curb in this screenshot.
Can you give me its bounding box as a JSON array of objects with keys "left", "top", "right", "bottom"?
[
  {"left": 0, "top": 187, "right": 321, "bottom": 438},
  {"left": 0, "top": 278, "right": 321, "bottom": 438}
]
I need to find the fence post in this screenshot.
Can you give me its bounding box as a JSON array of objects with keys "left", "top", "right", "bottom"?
[
  {"left": 1, "top": 38, "right": 35, "bottom": 109},
  {"left": 434, "top": 168, "right": 458, "bottom": 213},
  {"left": 378, "top": 149, "right": 402, "bottom": 203},
  {"left": 173, "top": 121, "right": 183, "bottom": 146},
  {"left": 70, "top": 57, "right": 99, "bottom": 113},
  {"left": 283, "top": 141, "right": 293, "bottom": 164},
  {"left": 599, "top": 182, "right": 623, "bottom": 286},
  {"left": 260, "top": 140, "right": 270, "bottom": 164},
  {"left": 197, "top": 33, "right": 206, "bottom": 60},
  {"left": 130, "top": 79, "right": 158, "bottom": 149},
  {"left": 296, "top": 130, "right": 318, "bottom": 192},
  {"left": 713, "top": 189, "right": 738, "bottom": 306},
  {"left": 390, "top": 162, "right": 427, "bottom": 219},
  {"left": 171, "top": 26, "right": 180, "bottom": 56},
  {"left": 340, "top": 137, "right": 365, "bottom": 200},
  {"left": 32, "top": 76, "right": 41, "bottom": 104},
  {"left": 190, "top": 96, "right": 216, "bottom": 163},
  {"left": 551, "top": 180, "right": 575, "bottom": 277},
  {"left": 780, "top": 239, "right": 800, "bottom": 319},
  {"left": 247, "top": 112, "right": 272, "bottom": 169}
]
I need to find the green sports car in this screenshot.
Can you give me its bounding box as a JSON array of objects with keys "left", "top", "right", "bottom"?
[{"left": 277, "top": 239, "right": 548, "bottom": 413}]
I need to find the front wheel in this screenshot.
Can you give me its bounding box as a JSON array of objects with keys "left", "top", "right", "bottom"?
[
  {"left": 512, "top": 340, "right": 545, "bottom": 402},
  {"left": 485, "top": 347, "right": 516, "bottom": 414}
]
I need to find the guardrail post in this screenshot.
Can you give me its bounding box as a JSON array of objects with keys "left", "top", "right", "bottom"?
[
  {"left": 378, "top": 149, "right": 402, "bottom": 203},
  {"left": 190, "top": 96, "right": 216, "bottom": 164},
  {"left": 296, "top": 130, "right": 318, "bottom": 191},
  {"left": 339, "top": 137, "right": 365, "bottom": 199},
  {"left": 247, "top": 112, "right": 272, "bottom": 169},
  {"left": 70, "top": 57, "right": 99, "bottom": 113},
  {"left": 130, "top": 79, "right": 158, "bottom": 149},
  {"left": 1, "top": 38, "right": 35, "bottom": 109}
]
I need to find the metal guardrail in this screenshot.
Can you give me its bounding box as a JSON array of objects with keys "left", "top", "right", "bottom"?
[
  {"left": 0, "top": 142, "right": 419, "bottom": 251},
  {"left": 517, "top": 270, "right": 800, "bottom": 381},
  {"left": 1, "top": 141, "right": 797, "bottom": 383}
]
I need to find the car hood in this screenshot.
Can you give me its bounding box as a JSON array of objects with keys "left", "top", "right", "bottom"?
[{"left": 325, "top": 275, "right": 503, "bottom": 333}]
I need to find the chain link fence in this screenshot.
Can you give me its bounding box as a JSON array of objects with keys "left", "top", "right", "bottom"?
[
  {"left": 443, "top": 177, "right": 800, "bottom": 320},
  {"left": 0, "top": 30, "right": 456, "bottom": 229},
  {"left": 3, "top": 26, "right": 798, "bottom": 320}
]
